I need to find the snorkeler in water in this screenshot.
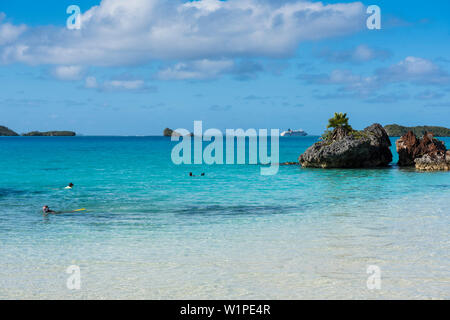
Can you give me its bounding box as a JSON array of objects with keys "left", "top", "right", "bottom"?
[
  {"left": 42, "top": 205, "right": 86, "bottom": 215},
  {"left": 42, "top": 205, "right": 56, "bottom": 214}
]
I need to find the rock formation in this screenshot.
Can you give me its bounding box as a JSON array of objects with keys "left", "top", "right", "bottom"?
[
  {"left": 164, "top": 128, "right": 185, "bottom": 137},
  {"left": 396, "top": 131, "right": 449, "bottom": 171},
  {"left": 299, "top": 124, "right": 392, "bottom": 168},
  {"left": 163, "top": 128, "right": 175, "bottom": 137},
  {"left": 415, "top": 151, "right": 450, "bottom": 171},
  {"left": 396, "top": 131, "right": 446, "bottom": 166},
  {"left": 0, "top": 126, "right": 19, "bottom": 136}
]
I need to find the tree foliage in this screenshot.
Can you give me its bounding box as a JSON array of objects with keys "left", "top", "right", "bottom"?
[
  {"left": 321, "top": 113, "right": 354, "bottom": 141},
  {"left": 326, "top": 112, "right": 353, "bottom": 131}
]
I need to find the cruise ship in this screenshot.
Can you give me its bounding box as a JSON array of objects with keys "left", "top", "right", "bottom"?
[{"left": 280, "top": 129, "right": 308, "bottom": 137}]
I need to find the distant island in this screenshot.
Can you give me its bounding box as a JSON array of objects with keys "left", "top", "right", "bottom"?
[
  {"left": 0, "top": 126, "right": 19, "bottom": 136},
  {"left": 384, "top": 124, "right": 450, "bottom": 137},
  {"left": 163, "top": 128, "right": 179, "bottom": 137},
  {"left": 0, "top": 125, "right": 76, "bottom": 136},
  {"left": 22, "top": 131, "right": 76, "bottom": 136},
  {"left": 163, "top": 128, "right": 193, "bottom": 137}
]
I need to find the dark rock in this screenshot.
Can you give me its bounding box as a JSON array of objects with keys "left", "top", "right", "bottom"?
[
  {"left": 331, "top": 126, "right": 350, "bottom": 141},
  {"left": 0, "top": 126, "right": 19, "bottom": 136},
  {"left": 396, "top": 131, "right": 446, "bottom": 166},
  {"left": 163, "top": 128, "right": 176, "bottom": 137},
  {"left": 299, "top": 123, "right": 392, "bottom": 168},
  {"left": 22, "top": 131, "right": 76, "bottom": 136}
]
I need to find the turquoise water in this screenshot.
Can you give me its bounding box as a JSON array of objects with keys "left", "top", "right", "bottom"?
[{"left": 0, "top": 136, "right": 449, "bottom": 299}]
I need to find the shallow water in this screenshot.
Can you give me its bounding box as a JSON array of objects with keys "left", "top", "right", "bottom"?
[{"left": 0, "top": 136, "right": 449, "bottom": 299}]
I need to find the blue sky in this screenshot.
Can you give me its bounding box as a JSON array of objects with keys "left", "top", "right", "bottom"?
[{"left": 0, "top": 0, "right": 449, "bottom": 135}]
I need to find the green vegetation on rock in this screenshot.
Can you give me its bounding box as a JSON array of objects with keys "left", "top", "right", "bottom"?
[
  {"left": 326, "top": 112, "right": 353, "bottom": 131},
  {"left": 322, "top": 112, "right": 355, "bottom": 141},
  {"left": 384, "top": 124, "right": 450, "bottom": 137}
]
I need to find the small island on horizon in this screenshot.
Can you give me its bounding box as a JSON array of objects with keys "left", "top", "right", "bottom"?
[
  {"left": 0, "top": 125, "right": 76, "bottom": 137},
  {"left": 22, "top": 131, "right": 76, "bottom": 137},
  {"left": 384, "top": 124, "right": 450, "bottom": 137}
]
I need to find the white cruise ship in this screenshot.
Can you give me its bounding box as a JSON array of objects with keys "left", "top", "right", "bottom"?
[{"left": 280, "top": 129, "right": 307, "bottom": 137}]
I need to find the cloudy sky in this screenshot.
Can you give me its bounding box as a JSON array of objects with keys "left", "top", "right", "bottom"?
[{"left": 1, "top": 0, "right": 449, "bottom": 135}]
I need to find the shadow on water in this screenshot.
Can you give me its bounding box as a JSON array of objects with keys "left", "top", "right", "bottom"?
[
  {"left": 175, "top": 204, "right": 302, "bottom": 217},
  {"left": 429, "top": 184, "right": 450, "bottom": 190},
  {"left": 0, "top": 188, "right": 46, "bottom": 199},
  {"left": 0, "top": 188, "right": 26, "bottom": 198}
]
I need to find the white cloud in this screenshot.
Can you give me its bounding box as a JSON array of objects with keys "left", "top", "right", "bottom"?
[
  {"left": 0, "top": 14, "right": 26, "bottom": 46},
  {"left": 157, "top": 59, "right": 266, "bottom": 81},
  {"left": 317, "top": 45, "right": 391, "bottom": 63},
  {"left": 364, "top": 92, "right": 410, "bottom": 104},
  {"left": 300, "top": 56, "right": 450, "bottom": 99},
  {"left": 377, "top": 56, "right": 450, "bottom": 84},
  {"left": 83, "top": 76, "right": 156, "bottom": 92},
  {"left": 353, "top": 45, "right": 376, "bottom": 62},
  {"left": 103, "top": 80, "right": 146, "bottom": 90},
  {"left": 414, "top": 90, "right": 445, "bottom": 100},
  {"left": 0, "top": 0, "right": 366, "bottom": 66},
  {"left": 300, "top": 69, "right": 379, "bottom": 95},
  {"left": 398, "top": 56, "right": 436, "bottom": 74},
  {"left": 51, "top": 65, "right": 84, "bottom": 80},
  {"left": 85, "top": 76, "right": 98, "bottom": 88},
  {"left": 158, "top": 59, "right": 234, "bottom": 80}
]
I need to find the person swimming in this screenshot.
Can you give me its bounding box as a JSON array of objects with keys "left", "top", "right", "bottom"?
[
  {"left": 189, "top": 172, "right": 205, "bottom": 177},
  {"left": 65, "top": 183, "right": 74, "bottom": 189},
  {"left": 42, "top": 205, "right": 56, "bottom": 214},
  {"left": 42, "top": 205, "right": 86, "bottom": 215}
]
